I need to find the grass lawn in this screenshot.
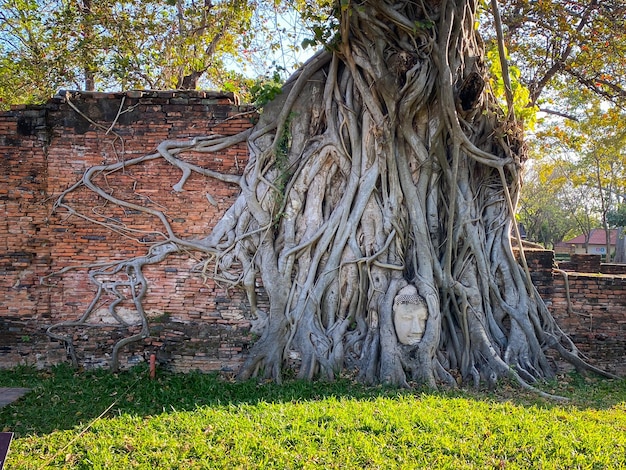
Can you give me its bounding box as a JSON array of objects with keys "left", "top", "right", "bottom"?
[{"left": 1, "top": 365, "right": 625, "bottom": 469}]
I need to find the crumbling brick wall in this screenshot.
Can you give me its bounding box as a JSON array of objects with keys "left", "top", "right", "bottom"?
[
  {"left": 522, "top": 250, "right": 626, "bottom": 376},
  {"left": 550, "top": 271, "right": 626, "bottom": 376},
  {"left": 1, "top": 91, "right": 258, "bottom": 373},
  {"left": 1, "top": 92, "right": 625, "bottom": 377}
]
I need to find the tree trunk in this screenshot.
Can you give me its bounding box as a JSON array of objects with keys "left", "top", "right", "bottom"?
[
  {"left": 604, "top": 224, "right": 612, "bottom": 263},
  {"left": 53, "top": 0, "right": 612, "bottom": 389},
  {"left": 223, "top": 0, "right": 593, "bottom": 388},
  {"left": 178, "top": 70, "right": 204, "bottom": 90},
  {"left": 615, "top": 227, "right": 626, "bottom": 263},
  {"left": 80, "top": 0, "right": 95, "bottom": 91}
]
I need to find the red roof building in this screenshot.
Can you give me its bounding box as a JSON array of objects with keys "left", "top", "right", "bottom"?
[{"left": 555, "top": 228, "right": 618, "bottom": 256}]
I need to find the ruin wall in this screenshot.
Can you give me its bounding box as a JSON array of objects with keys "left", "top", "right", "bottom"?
[
  {"left": 1, "top": 91, "right": 257, "bottom": 373},
  {"left": 1, "top": 92, "right": 624, "bottom": 377}
]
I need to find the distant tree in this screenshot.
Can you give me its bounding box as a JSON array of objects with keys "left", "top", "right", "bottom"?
[
  {"left": 608, "top": 202, "right": 626, "bottom": 263},
  {"left": 558, "top": 99, "right": 626, "bottom": 261},
  {"left": 519, "top": 139, "right": 604, "bottom": 250},
  {"left": 2, "top": 0, "right": 625, "bottom": 111},
  {"left": 493, "top": 0, "right": 626, "bottom": 113},
  {"left": 150, "top": 0, "right": 255, "bottom": 90},
  {"left": 607, "top": 203, "right": 626, "bottom": 228},
  {"left": 534, "top": 97, "right": 626, "bottom": 260},
  {"left": 517, "top": 165, "right": 579, "bottom": 248},
  {"left": 482, "top": 2, "right": 626, "bottom": 255},
  {"left": 0, "top": 0, "right": 283, "bottom": 108}
]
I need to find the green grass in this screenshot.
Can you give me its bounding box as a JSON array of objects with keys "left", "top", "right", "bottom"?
[{"left": 1, "top": 365, "right": 625, "bottom": 469}]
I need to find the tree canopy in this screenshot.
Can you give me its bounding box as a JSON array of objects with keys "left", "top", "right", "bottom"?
[
  {"left": 0, "top": 0, "right": 312, "bottom": 108},
  {"left": 523, "top": 94, "right": 626, "bottom": 255},
  {"left": 494, "top": 0, "right": 626, "bottom": 111},
  {"left": 476, "top": 0, "right": 626, "bottom": 249},
  {"left": 516, "top": 164, "right": 583, "bottom": 249},
  {"left": 2, "top": 0, "right": 626, "bottom": 112}
]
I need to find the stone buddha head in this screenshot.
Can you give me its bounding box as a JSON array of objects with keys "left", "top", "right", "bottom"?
[{"left": 393, "top": 285, "right": 428, "bottom": 345}]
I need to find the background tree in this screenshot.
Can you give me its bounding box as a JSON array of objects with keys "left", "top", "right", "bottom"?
[
  {"left": 519, "top": 134, "right": 602, "bottom": 252},
  {"left": 0, "top": 0, "right": 66, "bottom": 106},
  {"left": 0, "top": 0, "right": 298, "bottom": 108},
  {"left": 517, "top": 164, "right": 580, "bottom": 248},
  {"left": 523, "top": 167, "right": 603, "bottom": 251},
  {"left": 607, "top": 203, "right": 626, "bottom": 228},
  {"left": 535, "top": 95, "right": 626, "bottom": 261},
  {"left": 149, "top": 0, "right": 254, "bottom": 89},
  {"left": 492, "top": 0, "right": 626, "bottom": 112},
  {"left": 50, "top": 0, "right": 613, "bottom": 392},
  {"left": 605, "top": 189, "right": 626, "bottom": 263},
  {"left": 481, "top": 1, "right": 626, "bottom": 256},
  {"left": 3, "top": 0, "right": 625, "bottom": 111}
]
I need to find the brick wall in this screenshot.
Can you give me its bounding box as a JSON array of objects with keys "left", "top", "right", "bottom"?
[
  {"left": 1, "top": 90, "right": 257, "bottom": 373},
  {"left": 524, "top": 250, "right": 626, "bottom": 376},
  {"left": 601, "top": 263, "right": 626, "bottom": 275},
  {"left": 550, "top": 269, "right": 626, "bottom": 376},
  {"left": 1, "top": 92, "right": 625, "bottom": 377}
]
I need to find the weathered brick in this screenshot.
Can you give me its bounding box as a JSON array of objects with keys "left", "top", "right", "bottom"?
[
  {"left": 2, "top": 92, "right": 625, "bottom": 377},
  {"left": 1, "top": 91, "right": 257, "bottom": 372}
]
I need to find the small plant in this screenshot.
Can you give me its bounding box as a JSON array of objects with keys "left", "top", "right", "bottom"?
[
  {"left": 250, "top": 69, "right": 284, "bottom": 108},
  {"left": 274, "top": 112, "right": 294, "bottom": 193},
  {"left": 271, "top": 112, "right": 295, "bottom": 227},
  {"left": 150, "top": 312, "right": 171, "bottom": 324}
]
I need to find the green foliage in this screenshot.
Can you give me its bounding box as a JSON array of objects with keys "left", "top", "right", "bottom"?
[
  {"left": 150, "top": 0, "right": 254, "bottom": 90},
  {"left": 483, "top": 2, "right": 626, "bottom": 244},
  {"left": 270, "top": 110, "right": 294, "bottom": 225},
  {"left": 413, "top": 19, "right": 435, "bottom": 31},
  {"left": 486, "top": 44, "right": 539, "bottom": 129},
  {"left": 1, "top": 365, "right": 625, "bottom": 468},
  {"left": 2, "top": 0, "right": 624, "bottom": 112},
  {"left": 249, "top": 70, "right": 284, "bottom": 107},
  {"left": 493, "top": 1, "right": 626, "bottom": 109},
  {"left": 534, "top": 95, "right": 626, "bottom": 252},
  {"left": 0, "top": 0, "right": 257, "bottom": 107},
  {"left": 607, "top": 204, "right": 626, "bottom": 228},
  {"left": 274, "top": 112, "right": 293, "bottom": 189},
  {"left": 518, "top": 149, "right": 599, "bottom": 248},
  {"left": 297, "top": 0, "right": 338, "bottom": 51}
]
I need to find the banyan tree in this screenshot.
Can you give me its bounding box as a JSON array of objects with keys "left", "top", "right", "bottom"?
[{"left": 50, "top": 0, "right": 611, "bottom": 391}]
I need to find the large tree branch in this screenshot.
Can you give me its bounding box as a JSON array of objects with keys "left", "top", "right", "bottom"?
[{"left": 529, "top": 0, "right": 598, "bottom": 105}]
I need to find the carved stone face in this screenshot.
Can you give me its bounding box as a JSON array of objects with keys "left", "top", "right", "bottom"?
[{"left": 393, "top": 285, "right": 428, "bottom": 345}]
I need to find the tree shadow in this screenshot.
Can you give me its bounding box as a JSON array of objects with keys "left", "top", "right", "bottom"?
[{"left": 0, "top": 364, "right": 624, "bottom": 437}]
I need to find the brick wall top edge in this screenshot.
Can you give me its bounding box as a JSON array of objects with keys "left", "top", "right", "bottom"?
[
  {"left": 512, "top": 248, "right": 555, "bottom": 253},
  {"left": 56, "top": 89, "right": 239, "bottom": 102},
  {"left": 554, "top": 271, "right": 626, "bottom": 280},
  {"left": 8, "top": 89, "right": 256, "bottom": 113}
]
